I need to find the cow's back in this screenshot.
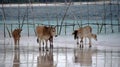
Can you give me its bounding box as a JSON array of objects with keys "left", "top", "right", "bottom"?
[
  {"left": 12, "top": 29, "right": 21, "bottom": 39},
  {"left": 43, "top": 26, "right": 51, "bottom": 35},
  {"left": 36, "top": 26, "right": 51, "bottom": 40},
  {"left": 36, "top": 26, "right": 44, "bottom": 36},
  {"left": 83, "top": 26, "right": 92, "bottom": 33},
  {"left": 78, "top": 26, "right": 92, "bottom": 37}
]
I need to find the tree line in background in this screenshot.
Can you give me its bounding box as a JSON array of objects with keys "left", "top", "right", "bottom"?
[{"left": 0, "top": 0, "right": 105, "bottom": 4}]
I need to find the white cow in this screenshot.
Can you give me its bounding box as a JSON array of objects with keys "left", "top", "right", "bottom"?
[{"left": 72, "top": 26, "right": 97, "bottom": 48}]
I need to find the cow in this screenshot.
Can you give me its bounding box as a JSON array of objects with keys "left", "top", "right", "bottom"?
[
  {"left": 36, "top": 26, "right": 57, "bottom": 51},
  {"left": 12, "top": 28, "right": 22, "bottom": 49},
  {"left": 72, "top": 26, "right": 97, "bottom": 48}
]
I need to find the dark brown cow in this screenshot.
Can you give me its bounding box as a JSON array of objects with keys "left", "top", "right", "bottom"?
[
  {"left": 12, "top": 28, "right": 22, "bottom": 49},
  {"left": 36, "top": 26, "right": 56, "bottom": 51}
]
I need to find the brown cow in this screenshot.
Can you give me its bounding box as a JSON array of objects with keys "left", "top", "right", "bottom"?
[
  {"left": 36, "top": 26, "right": 56, "bottom": 51},
  {"left": 12, "top": 28, "right": 22, "bottom": 49},
  {"left": 72, "top": 26, "right": 97, "bottom": 48}
]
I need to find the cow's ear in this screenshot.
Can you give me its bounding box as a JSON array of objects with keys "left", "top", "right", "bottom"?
[
  {"left": 20, "top": 28, "right": 22, "bottom": 31},
  {"left": 53, "top": 25, "right": 57, "bottom": 28},
  {"left": 49, "top": 25, "right": 52, "bottom": 28}
]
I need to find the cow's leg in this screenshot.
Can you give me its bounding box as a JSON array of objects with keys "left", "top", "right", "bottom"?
[
  {"left": 50, "top": 42, "right": 53, "bottom": 49},
  {"left": 17, "top": 39, "right": 20, "bottom": 48},
  {"left": 42, "top": 40, "right": 44, "bottom": 51},
  {"left": 50, "top": 41, "right": 53, "bottom": 49},
  {"left": 89, "top": 37, "right": 92, "bottom": 48},
  {"left": 49, "top": 37, "right": 53, "bottom": 49},
  {"left": 80, "top": 37, "right": 83, "bottom": 48},
  {"left": 39, "top": 38, "right": 41, "bottom": 51},
  {"left": 45, "top": 40, "right": 48, "bottom": 51},
  {"left": 77, "top": 38, "right": 79, "bottom": 45}
]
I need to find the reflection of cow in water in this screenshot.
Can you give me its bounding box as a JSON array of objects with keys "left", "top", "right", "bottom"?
[
  {"left": 37, "top": 49, "right": 56, "bottom": 67},
  {"left": 74, "top": 48, "right": 96, "bottom": 66},
  {"left": 12, "top": 28, "right": 22, "bottom": 49},
  {"left": 13, "top": 49, "right": 20, "bottom": 67}
]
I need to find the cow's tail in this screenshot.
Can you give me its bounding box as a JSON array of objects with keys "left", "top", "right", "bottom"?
[{"left": 90, "top": 26, "right": 92, "bottom": 32}]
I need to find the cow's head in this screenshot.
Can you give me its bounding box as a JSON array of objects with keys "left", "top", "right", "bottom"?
[
  {"left": 17, "top": 28, "right": 22, "bottom": 33},
  {"left": 72, "top": 30, "right": 78, "bottom": 40},
  {"left": 50, "top": 26, "right": 57, "bottom": 37}
]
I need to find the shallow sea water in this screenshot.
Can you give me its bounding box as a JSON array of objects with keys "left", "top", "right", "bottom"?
[{"left": 0, "top": 37, "right": 120, "bottom": 67}]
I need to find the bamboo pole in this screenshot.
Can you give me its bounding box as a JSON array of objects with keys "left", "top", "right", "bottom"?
[
  {"left": 18, "top": 4, "right": 21, "bottom": 29},
  {"left": 65, "top": 22, "right": 66, "bottom": 35},
  {"left": 31, "top": 5, "right": 36, "bottom": 36},
  {"left": 103, "top": 0, "right": 106, "bottom": 34},
  {"left": 45, "top": 0, "right": 51, "bottom": 26},
  {"left": 54, "top": 0, "right": 59, "bottom": 35},
  {"left": 95, "top": 0, "right": 99, "bottom": 34},
  {"left": 100, "top": 1, "right": 105, "bottom": 34},
  {"left": 2, "top": 3, "right": 11, "bottom": 37},
  {"left": 73, "top": 20, "right": 75, "bottom": 31},
  {"left": 27, "top": 5, "right": 29, "bottom": 37},
  {"left": 11, "top": 24, "right": 12, "bottom": 34},
  {"left": 59, "top": 1, "right": 72, "bottom": 35},
  {"left": 56, "top": 16, "right": 59, "bottom": 35},
  {"left": 118, "top": 18, "right": 120, "bottom": 32},
  {"left": 20, "top": 6, "right": 27, "bottom": 29},
  {"left": 97, "top": 23, "right": 100, "bottom": 34},
  {"left": 117, "top": 1, "right": 120, "bottom": 32},
  {"left": 100, "top": 23, "right": 103, "bottom": 33},
  {"left": 87, "top": 0, "right": 89, "bottom": 26},
  {"left": 20, "top": 13, "right": 26, "bottom": 29},
  {"left": 2, "top": 3, "right": 6, "bottom": 38},
  {"left": 71, "top": 11, "right": 80, "bottom": 28},
  {"left": 110, "top": 1, "right": 114, "bottom": 33},
  {"left": 6, "top": 25, "right": 11, "bottom": 38},
  {"left": 28, "top": 0, "right": 36, "bottom": 36},
  {"left": 4, "top": 22, "right": 6, "bottom": 37},
  {"left": 79, "top": 2, "right": 83, "bottom": 28}
]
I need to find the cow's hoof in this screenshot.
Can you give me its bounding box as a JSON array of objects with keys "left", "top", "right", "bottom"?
[
  {"left": 50, "top": 45, "right": 53, "bottom": 49},
  {"left": 14, "top": 47, "right": 17, "bottom": 50},
  {"left": 43, "top": 49, "right": 44, "bottom": 51},
  {"left": 39, "top": 48, "right": 41, "bottom": 51},
  {"left": 77, "top": 42, "right": 79, "bottom": 45},
  {"left": 82, "top": 45, "right": 84, "bottom": 48},
  {"left": 37, "top": 38, "right": 39, "bottom": 43},
  {"left": 89, "top": 45, "right": 92, "bottom": 48},
  {"left": 80, "top": 45, "right": 81, "bottom": 48},
  {"left": 46, "top": 49, "right": 48, "bottom": 51}
]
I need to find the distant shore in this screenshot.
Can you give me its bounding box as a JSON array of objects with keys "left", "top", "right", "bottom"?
[{"left": 0, "top": 1, "right": 118, "bottom": 7}]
